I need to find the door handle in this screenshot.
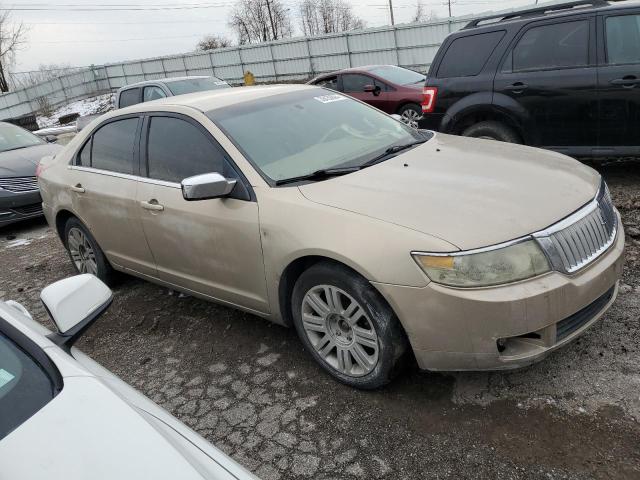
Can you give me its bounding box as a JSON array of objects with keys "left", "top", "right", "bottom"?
[
  {"left": 504, "top": 82, "right": 528, "bottom": 93},
  {"left": 70, "top": 184, "right": 85, "bottom": 193},
  {"left": 610, "top": 76, "right": 639, "bottom": 88},
  {"left": 140, "top": 199, "right": 164, "bottom": 211}
]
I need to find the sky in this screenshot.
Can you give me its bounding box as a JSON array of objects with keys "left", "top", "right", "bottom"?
[{"left": 11, "top": 0, "right": 538, "bottom": 72}]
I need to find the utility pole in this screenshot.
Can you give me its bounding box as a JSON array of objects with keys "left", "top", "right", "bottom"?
[
  {"left": 389, "top": 0, "right": 395, "bottom": 25},
  {"left": 266, "top": 0, "right": 277, "bottom": 40},
  {"left": 448, "top": 0, "right": 452, "bottom": 17}
]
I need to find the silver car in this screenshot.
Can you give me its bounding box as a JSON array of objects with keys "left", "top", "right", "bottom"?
[
  {"left": 0, "top": 275, "right": 257, "bottom": 480},
  {"left": 116, "top": 76, "right": 231, "bottom": 109}
]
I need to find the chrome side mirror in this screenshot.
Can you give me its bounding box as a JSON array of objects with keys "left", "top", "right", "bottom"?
[
  {"left": 181, "top": 172, "right": 236, "bottom": 201},
  {"left": 41, "top": 274, "right": 113, "bottom": 350}
]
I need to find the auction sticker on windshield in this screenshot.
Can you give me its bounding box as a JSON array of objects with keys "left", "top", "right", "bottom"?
[
  {"left": 0, "top": 369, "right": 15, "bottom": 388},
  {"left": 314, "top": 94, "right": 346, "bottom": 104}
]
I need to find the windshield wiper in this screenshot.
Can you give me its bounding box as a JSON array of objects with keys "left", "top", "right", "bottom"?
[
  {"left": 275, "top": 166, "right": 360, "bottom": 186},
  {"left": 360, "top": 139, "right": 428, "bottom": 168}
]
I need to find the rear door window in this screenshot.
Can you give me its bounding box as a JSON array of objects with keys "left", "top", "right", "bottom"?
[
  {"left": 118, "top": 88, "right": 141, "bottom": 108},
  {"left": 146, "top": 116, "right": 228, "bottom": 183},
  {"left": 511, "top": 20, "right": 589, "bottom": 72},
  {"left": 341, "top": 74, "right": 373, "bottom": 93},
  {"left": 437, "top": 31, "right": 505, "bottom": 78},
  {"left": 91, "top": 118, "right": 139, "bottom": 174},
  {"left": 0, "top": 332, "right": 56, "bottom": 440},
  {"left": 605, "top": 14, "right": 640, "bottom": 65}
]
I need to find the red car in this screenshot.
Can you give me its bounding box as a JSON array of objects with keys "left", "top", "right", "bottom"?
[{"left": 307, "top": 65, "right": 425, "bottom": 127}]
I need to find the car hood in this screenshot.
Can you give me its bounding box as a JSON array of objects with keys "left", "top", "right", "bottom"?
[
  {"left": 299, "top": 133, "right": 600, "bottom": 250},
  {"left": 0, "top": 373, "right": 233, "bottom": 480},
  {"left": 0, "top": 143, "right": 62, "bottom": 177}
]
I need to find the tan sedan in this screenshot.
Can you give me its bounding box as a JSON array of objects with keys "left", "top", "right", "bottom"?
[{"left": 37, "top": 85, "right": 624, "bottom": 389}]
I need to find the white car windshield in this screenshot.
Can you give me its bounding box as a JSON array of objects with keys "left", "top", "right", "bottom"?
[
  {"left": 0, "top": 123, "right": 43, "bottom": 153},
  {"left": 209, "top": 89, "right": 425, "bottom": 183}
]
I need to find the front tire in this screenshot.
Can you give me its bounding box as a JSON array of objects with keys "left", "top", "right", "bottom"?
[
  {"left": 462, "top": 121, "right": 521, "bottom": 143},
  {"left": 291, "top": 262, "right": 407, "bottom": 389},
  {"left": 64, "top": 217, "right": 115, "bottom": 285}
]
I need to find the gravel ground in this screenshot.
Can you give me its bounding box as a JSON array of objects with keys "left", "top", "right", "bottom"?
[{"left": 1, "top": 162, "right": 639, "bottom": 480}]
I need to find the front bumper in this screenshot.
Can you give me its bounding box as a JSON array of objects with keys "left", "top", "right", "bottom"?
[
  {"left": 373, "top": 222, "right": 625, "bottom": 371},
  {"left": 0, "top": 189, "right": 43, "bottom": 227}
]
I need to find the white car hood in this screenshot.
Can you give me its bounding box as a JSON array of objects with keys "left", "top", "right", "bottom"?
[{"left": 0, "top": 374, "right": 215, "bottom": 480}]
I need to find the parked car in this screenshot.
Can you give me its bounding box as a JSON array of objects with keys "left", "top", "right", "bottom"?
[
  {"left": 38, "top": 85, "right": 624, "bottom": 389},
  {"left": 0, "top": 122, "right": 61, "bottom": 228},
  {"left": 0, "top": 274, "right": 258, "bottom": 479},
  {"left": 420, "top": 0, "right": 640, "bottom": 159},
  {"left": 116, "top": 76, "right": 231, "bottom": 109},
  {"left": 307, "top": 65, "right": 425, "bottom": 127}
]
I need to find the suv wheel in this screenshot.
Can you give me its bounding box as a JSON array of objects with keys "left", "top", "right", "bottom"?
[
  {"left": 64, "top": 217, "right": 115, "bottom": 285},
  {"left": 397, "top": 103, "right": 422, "bottom": 129},
  {"left": 462, "top": 121, "right": 521, "bottom": 143},
  {"left": 291, "top": 261, "right": 407, "bottom": 389}
]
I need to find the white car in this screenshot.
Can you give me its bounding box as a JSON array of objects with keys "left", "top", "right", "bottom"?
[{"left": 0, "top": 275, "right": 258, "bottom": 480}]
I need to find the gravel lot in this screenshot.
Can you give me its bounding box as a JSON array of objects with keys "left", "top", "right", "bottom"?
[{"left": 1, "top": 162, "right": 639, "bottom": 480}]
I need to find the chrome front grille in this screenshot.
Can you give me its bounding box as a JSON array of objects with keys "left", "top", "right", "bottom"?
[
  {"left": 0, "top": 176, "right": 38, "bottom": 193},
  {"left": 535, "top": 181, "right": 617, "bottom": 274}
]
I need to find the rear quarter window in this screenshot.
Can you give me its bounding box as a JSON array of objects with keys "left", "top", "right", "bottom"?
[{"left": 436, "top": 30, "right": 506, "bottom": 78}]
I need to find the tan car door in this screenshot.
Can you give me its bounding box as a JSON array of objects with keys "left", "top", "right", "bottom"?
[
  {"left": 68, "top": 115, "right": 157, "bottom": 277},
  {"left": 136, "top": 114, "right": 269, "bottom": 314}
]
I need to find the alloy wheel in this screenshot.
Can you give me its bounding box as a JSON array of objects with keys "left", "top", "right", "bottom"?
[
  {"left": 301, "top": 285, "right": 379, "bottom": 377},
  {"left": 67, "top": 227, "right": 98, "bottom": 275},
  {"left": 400, "top": 109, "right": 422, "bottom": 129}
]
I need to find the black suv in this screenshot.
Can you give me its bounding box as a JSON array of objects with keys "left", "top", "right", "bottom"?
[{"left": 420, "top": 0, "right": 640, "bottom": 159}]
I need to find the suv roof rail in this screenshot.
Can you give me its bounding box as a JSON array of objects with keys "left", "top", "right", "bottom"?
[{"left": 463, "top": 0, "right": 610, "bottom": 29}]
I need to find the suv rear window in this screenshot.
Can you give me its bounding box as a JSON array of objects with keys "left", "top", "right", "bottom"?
[
  {"left": 437, "top": 31, "right": 505, "bottom": 78},
  {"left": 605, "top": 14, "right": 640, "bottom": 65},
  {"left": 511, "top": 20, "right": 589, "bottom": 72}
]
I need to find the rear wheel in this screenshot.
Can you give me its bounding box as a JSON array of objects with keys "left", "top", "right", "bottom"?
[
  {"left": 397, "top": 103, "right": 422, "bottom": 129},
  {"left": 64, "top": 217, "right": 115, "bottom": 285},
  {"left": 291, "top": 262, "right": 407, "bottom": 389},
  {"left": 462, "top": 121, "right": 521, "bottom": 143}
]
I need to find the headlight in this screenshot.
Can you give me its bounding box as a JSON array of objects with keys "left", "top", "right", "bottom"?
[{"left": 412, "top": 239, "right": 550, "bottom": 288}]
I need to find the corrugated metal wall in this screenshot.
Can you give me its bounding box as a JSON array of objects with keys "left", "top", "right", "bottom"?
[{"left": 2, "top": 15, "right": 474, "bottom": 121}]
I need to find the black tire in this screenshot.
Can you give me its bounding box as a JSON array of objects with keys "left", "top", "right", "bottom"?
[
  {"left": 397, "top": 103, "right": 422, "bottom": 128},
  {"left": 63, "top": 217, "right": 116, "bottom": 285},
  {"left": 291, "top": 261, "right": 408, "bottom": 389},
  {"left": 462, "top": 121, "right": 521, "bottom": 143}
]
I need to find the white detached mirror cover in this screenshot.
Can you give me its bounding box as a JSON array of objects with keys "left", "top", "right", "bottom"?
[{"left": 40, "top": 274, "right": 112, "bottom": 334}]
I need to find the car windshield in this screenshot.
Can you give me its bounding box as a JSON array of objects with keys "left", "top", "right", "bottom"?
[
  {"left": 166, "top": 77, "right": 230, "bottom": 95},
  {"left": 209, "top": 89, "right": 424, "bottom": 183},
  {"left": 0, "top": 123, "right": 43, "bottom": 153},
  {"left": 368, "top": 66, "right": 425, "bottom": 85},
  {"left": 0, "top": 328, "right": 56, "bottom": 440}
]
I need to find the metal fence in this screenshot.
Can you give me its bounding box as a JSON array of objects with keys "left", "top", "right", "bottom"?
[{"left": 2, "top": 4, "right": 533, "bottom": 121}]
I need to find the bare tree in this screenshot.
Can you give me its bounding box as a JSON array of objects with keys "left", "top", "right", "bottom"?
[
  {"left": 299, "top": 0, "right": 365, "bottom": 36},
  {"left": 196, "top": 34, "right": 233, "bottom": 51},
  {"left": 412, "top": 1, "right": 438, "bottom": 23},
  {"left": 228, "top": 0, "right": 292, "bottom": 45},
  {"left": 0, "top": 7, "right": 27, "bottom": 92}
]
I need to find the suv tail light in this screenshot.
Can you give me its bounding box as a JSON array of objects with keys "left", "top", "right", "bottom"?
[{"left": 422, "top": 87, "right": 438, "bottom": 113}]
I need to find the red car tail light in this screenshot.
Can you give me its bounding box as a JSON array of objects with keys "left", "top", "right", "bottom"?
[{"left": 422, "top": 87, "right": 438, "bottom": 113}]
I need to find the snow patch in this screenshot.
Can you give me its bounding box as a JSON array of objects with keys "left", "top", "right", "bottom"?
[{"left": 37, "top": 93, "right": 115, "bottom": 128}]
